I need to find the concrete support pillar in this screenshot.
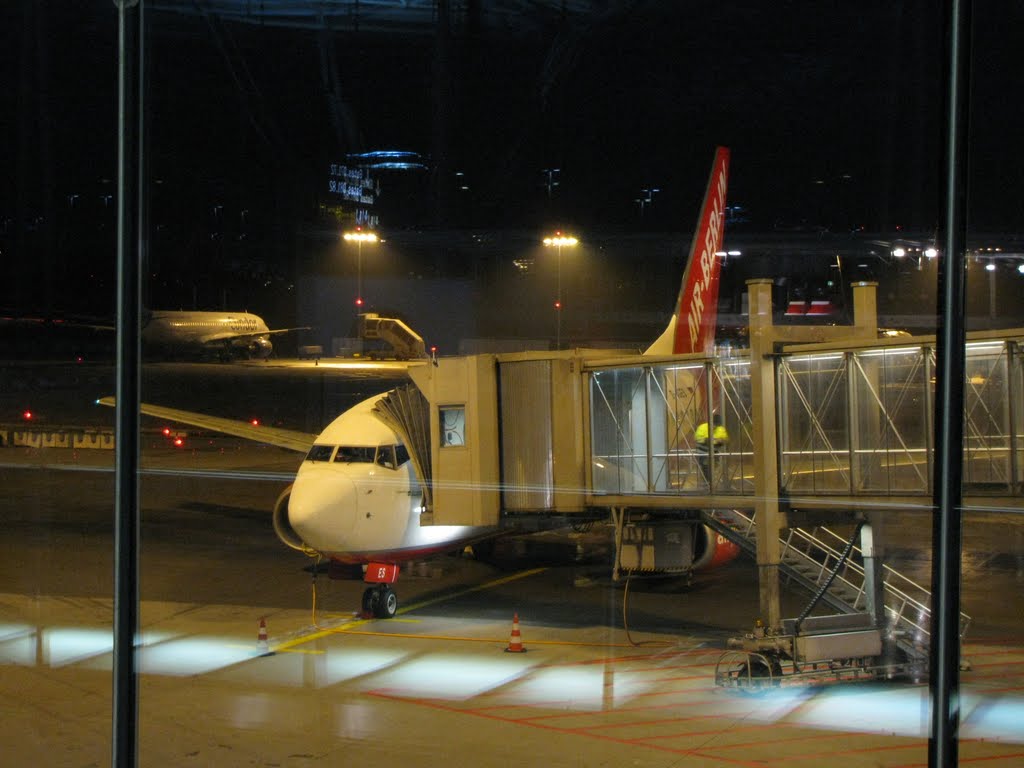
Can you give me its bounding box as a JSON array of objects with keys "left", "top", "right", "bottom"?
[
  {"left": 853, "top": 282, "right": 888, "bottom": 627},
  {"left": 747, "top": 279, "right": 782, "bottom": 627},
  {"left": 852, "top": 281, "right": 879, "bottom": 339}
]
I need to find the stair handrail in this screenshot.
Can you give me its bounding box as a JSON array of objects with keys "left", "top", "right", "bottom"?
[{"left": 704, "top": 509, "right": 971, "bottom": 642}]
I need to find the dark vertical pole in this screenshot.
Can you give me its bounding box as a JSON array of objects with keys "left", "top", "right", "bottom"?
[
  {"left": 113, "top": 1, "right": 143, "bottom": 766},
  {"left": 930, "top": 1, "right": 971, "bottom": 766}
]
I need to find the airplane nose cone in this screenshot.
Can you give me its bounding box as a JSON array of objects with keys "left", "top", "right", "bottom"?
[{"left": 287, "top": 467, "right": 357, "bottom": 553}]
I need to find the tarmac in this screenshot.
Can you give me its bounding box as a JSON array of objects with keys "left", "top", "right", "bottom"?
[{"left": 3, "top": 583, "right": 1024, "bottom": 767}]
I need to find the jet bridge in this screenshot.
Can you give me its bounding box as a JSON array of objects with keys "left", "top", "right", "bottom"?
[{"left": 392, "top": 279, "right": 1023, "bottom": 678}]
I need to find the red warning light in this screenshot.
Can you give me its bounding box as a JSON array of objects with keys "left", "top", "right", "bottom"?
[
  {"left": 430, "top": 346, "right": 437, "bottom": 354},
  {"left": 355, "top": 297, "right": 364, "bottom": 306},
  {"left": 173, "top": 437, "right": 184, "bottom": 447},
  {"left": 250, "top": 419, "right": 260, "bottom": 426},
  {"left": 162, "top": 427, "right": 172, "bottom": 436},
  {"left": 554, "top": 300, "right": 562, "bottom": 310},
  {"left": 22, "top": 410, "right": 33, "bottom": 421}
]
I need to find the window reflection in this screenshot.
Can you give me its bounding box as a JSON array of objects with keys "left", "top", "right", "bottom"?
[{"left": 4, "top": 2, "right": 1023, "bottom": 766}]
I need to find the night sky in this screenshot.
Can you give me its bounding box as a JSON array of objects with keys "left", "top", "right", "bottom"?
[{"left": 2, "top": 1, "right": 1022, "bottom": 341}]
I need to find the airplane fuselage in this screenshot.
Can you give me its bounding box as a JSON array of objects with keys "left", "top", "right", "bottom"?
[{"left": 142, "top": 310, "right": 274, "bottom": 359}]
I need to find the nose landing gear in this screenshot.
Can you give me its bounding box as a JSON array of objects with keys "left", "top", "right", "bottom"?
[{"left": 361, "top": 583, "right": 399, "bottom": 619}]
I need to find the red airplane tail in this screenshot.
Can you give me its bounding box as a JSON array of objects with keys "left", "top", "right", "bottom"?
[{"left": 646, "top": 147, "right": 730, "bottom": 356}]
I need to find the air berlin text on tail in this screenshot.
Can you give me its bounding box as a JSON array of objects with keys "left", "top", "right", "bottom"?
[{"left": 675, "top": 146, "right": 730, "bottom": 355}]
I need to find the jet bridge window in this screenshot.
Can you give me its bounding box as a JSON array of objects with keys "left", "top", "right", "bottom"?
[
  {"left": 335, "top": 446, "right": 376, "bottom": 463},
  {"left": 305, "top": 444, "right": 335, "bottom": 462},
  {"left": 440, "top": 405, "right": 466, "bottom": 447}
]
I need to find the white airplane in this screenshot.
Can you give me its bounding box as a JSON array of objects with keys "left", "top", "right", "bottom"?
[
  {"left": 102, "top": 147, "right": 740, "bottom": 618},
  {"left": 141, "top": 310, "right": 309, "bottom": 361}
]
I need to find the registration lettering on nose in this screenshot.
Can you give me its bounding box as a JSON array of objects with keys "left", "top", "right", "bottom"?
[{"left": 365, "top": 563, "right": 399, "bottom": 583}]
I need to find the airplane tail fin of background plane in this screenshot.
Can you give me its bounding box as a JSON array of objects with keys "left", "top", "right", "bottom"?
[{"left": 645, "top": 146, "right": 730, "bottom": 356}]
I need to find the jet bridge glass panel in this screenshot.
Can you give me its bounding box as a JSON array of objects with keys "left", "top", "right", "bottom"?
[
  {"left": 589, "top": 360, "right": 751, "bottom": 496},
  {"left": 779, "top": 340, "right": 1024, "bottom": 496},
  {"left": 778, "top": 352, "right": 851, "bottom": 493},
  {"left": 849, "top": 346, "right": 932, "bottom": 494},
  {"left": 1014, "top": 342, "right": 1024, "bottom": 493},
  {"left": 964, "top": 341, "right": 1013, "bottom": 490},
  {"left": 590, "top": 367, "right": 649, "bottom": 494}
]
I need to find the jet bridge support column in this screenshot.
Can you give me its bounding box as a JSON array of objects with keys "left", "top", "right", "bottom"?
[
  {"left": 748, "top": 279, "right": 783, "bottom": 627},
  {"left": 851, "top": 282, "right": 888, "bottom": 630},
  {"left": 861, "top": 522, "right": 888, "bottom": 629}
]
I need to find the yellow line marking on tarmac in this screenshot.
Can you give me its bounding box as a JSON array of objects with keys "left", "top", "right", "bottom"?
[
  {"left": 273, "top": 566, "right": 548, "bottom": 653},
  {"left": 396, "top": 566, "right": 549, "bottom": 615},
  {"left": 333, "top": 630, "right": 643, "bottom": 648}
]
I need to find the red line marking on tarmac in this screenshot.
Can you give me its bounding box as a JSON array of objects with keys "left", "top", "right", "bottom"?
[
  {"left": 641, "top": 672, "right": 720, "bottom": 685},
  {"left": 964, "top": 672, "right": 1024, "bottom": 683},
  {"left": 965, "top": 638, "right": 1024, "bottom": 648},
  {"left": 892, "top": 749, "right": 1024, "bottom": 767},
  {"left": 624, "top": 660, "right": 722, "bottom": 674},
  {"left": 518, "top": 701, "right": 759, "bottom": 726},
  {"left": 965, "top": 649, "right": 1024, "bottom": 658},
  {"left": 638, "top": 722, "right": 803, "bottom": 744},
  {"left": 473, "top": 700, "right": 584, "bottom": 717},
  {"left": 533, "top": 648, "right": 719, "bottom": 669},
  {"left": 966, "top": 688, "right": 1024, "bottom": 700},
  {"left": 758, "top": 740, "right": 924, "bottom": 763},
  {"left": 968, "top": 659, "right": 1024, "bottom": 670},
  {"left": 367, "top": 684, "right": 1024, "bottom": 765},
  {"left": 680, "top": 727, "right": 869, "bottom": 752},
  {"left": 365, "top": 689, "right": 772, "bottom": 767},
  {"left": 471, "top": 687, "right": 733, "bottom": 718},
  {"left": 574, "top": 712, "right": 761, "bottom": 733}
]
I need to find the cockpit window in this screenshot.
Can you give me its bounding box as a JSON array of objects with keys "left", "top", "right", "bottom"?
[
  {"left": 395, "top": 444, "right": 410, "bottom": 467},
  {"left": 335, "top": 446, "right": 376, "bottom": 463},
  {"left": 305, "top": 445, "right": 335, "bottom": 462},
  {"left": 376, "top": 445, "right": 397, "bottom": 469}
]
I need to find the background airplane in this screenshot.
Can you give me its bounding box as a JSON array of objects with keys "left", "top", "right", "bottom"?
[
  {"left": 140, "top": 310, "right": 309, "bottom": 361},
  {"left": 0, "top": 307, "right": 307, "bottom": 361},
  {"left": 101, "top": 147, "right": 740, "bottom": 618}
]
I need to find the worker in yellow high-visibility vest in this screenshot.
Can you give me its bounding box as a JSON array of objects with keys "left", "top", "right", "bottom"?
[{"left": 695, "top": 413, "right": 728, "bottom": 486}]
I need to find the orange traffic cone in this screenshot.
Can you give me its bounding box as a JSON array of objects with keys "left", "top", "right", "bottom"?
[
  {"left": 257, "top": 617, "right": 272, "bottom": 656},
  {"left": 504, "top": 612, "right": 527, "bottom": 653}
]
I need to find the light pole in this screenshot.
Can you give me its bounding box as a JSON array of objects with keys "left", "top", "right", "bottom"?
[
  {"left": 543, "top": 232, "right": 578, "bottom": 349},
  {"left": 343, "top": 228, "right": 378, "bottom": 309}
]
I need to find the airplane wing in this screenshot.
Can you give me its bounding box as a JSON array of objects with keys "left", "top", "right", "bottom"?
[
  {"left": 0, "top": 312, "right": 115, "bottom": 332},
  {"left": 97, "top": 396, "right": 317, "bottom": 453}
]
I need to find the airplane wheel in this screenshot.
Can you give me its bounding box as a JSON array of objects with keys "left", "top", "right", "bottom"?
[
  {"left": 736, "top": 659, "right": 780, "bottom": 694},
  {"left": 375, "top": 586, "right": 398, "bottom": 619},
  {"left": 362, "top": 587, "right": 377, "bottom": 615}
]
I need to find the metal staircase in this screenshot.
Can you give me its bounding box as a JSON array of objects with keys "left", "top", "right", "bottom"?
[{"left": 702, "top": 509, "right": 971, "bottom": 661}]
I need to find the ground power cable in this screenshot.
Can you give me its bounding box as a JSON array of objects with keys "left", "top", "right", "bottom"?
[{"left": 621, "top": 571, "right": 672, "bottom": 648}]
